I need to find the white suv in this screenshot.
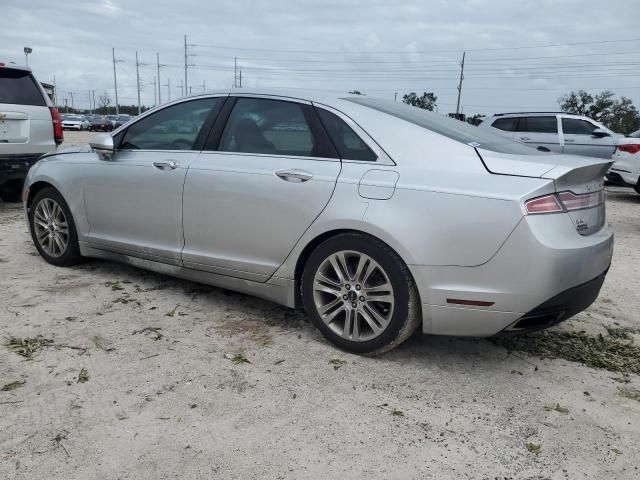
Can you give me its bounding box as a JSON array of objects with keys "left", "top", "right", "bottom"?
[
  {"left": 479, "top": 112, "right": 617, "bottom": 159},
  {"left": 0, "top": 62, "right": 63, "bottom": 201}
]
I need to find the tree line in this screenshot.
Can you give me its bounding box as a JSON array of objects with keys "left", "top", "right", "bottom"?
[{"left": 399, "top": 90, "right": 640, "bottom": 133}]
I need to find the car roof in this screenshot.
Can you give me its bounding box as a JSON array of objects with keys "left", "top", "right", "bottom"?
[
  {"left": 167, "top": 88, "right": 368, "bottom": 107},
  {"left": 0, "top": 61, "right": 31, "bottom": 72}
]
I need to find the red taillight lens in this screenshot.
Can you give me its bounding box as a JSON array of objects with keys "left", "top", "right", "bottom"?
[
  {"left": 558, "top": 190, "right": 604, "bottom": 211},
  {"left": 617, "top": 144, "right": 640, "bottom": 154},
  {"left": 49, "top": 107, "right": 64, "bottom": 145},
  {"left": 525, "top": 190, "right": 604, "bottom": 215},
  {"left": 525, "top": 194, "right": 563, "bottom": 214}
]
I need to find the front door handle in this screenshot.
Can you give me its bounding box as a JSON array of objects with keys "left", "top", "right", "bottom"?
[
  {"left": 564, "top": 139, "right": 575, "bottom": 143},
  {"left": 275, "top": 169, "right": 313, "bottom": 183},
  {"left": 537, "top": 146, "right": 550, "bottom": 152},
  {"left": 519, "top": 136, "right": 531, "bottom": 141},
  {"left": 153, "top": 161, "right": 179, "bottom": 170}
]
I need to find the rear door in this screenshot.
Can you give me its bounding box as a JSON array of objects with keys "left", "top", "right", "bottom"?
[
  {"left": 513, "top": 116, "right": 562, "bottom": 153},
  {"left": 0, "top": 67, "right": 53, "bottom": 156},
  {"left": 560, "top": 117, "right": 615, "bottom": 158},
  {"left": 83, "top": 97, "right": 222, "bottom": 263},
  {"left": 181, "top": 96, "right": 341, "bottom": 281}
]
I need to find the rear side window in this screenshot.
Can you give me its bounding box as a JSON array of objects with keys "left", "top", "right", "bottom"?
[
  {"left": 0, "top": 69, "right": 46, "bottom": 106},
  {"left": 491, "top": 117, "right": 518, "bottom": 132},
  {"left": 219, "top": 98, "right": 337, "bottom": 158},
  {"left": 316, "top": 108, "right": 377, "bottom": 161},
  {"left": 519, "top": 116, "right": 558, "bottom": 134},
  {"left": 562, "top": 118, "right": 598, "bottom": 135}
]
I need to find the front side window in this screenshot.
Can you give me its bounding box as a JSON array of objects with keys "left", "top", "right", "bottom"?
[
  {"left": 520, "top": 116, "right": 558, "bottom": 134},
  {"left": 316, "top": 108, "right": 377, "bottom": 161},
  {"left": 218, "top": 98, "right": 337, "bottom": 158},
  {"left": 562, "top": 118, "right": 598, "bottom": 135},
  {"left": 120, "top": 98, "right": 220, "bottom": 150}
]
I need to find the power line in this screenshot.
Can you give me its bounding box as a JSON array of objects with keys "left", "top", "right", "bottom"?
[{"left": 192, "top": 37, "right": 640, "bottom": 55}]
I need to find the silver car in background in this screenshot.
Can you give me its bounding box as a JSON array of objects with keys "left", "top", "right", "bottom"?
[
  {"left": 479, "top": 112, "right": 617, "bottom": 158},
  {"left": 23, "top": 90, "right": 613, "bottom": 354}
]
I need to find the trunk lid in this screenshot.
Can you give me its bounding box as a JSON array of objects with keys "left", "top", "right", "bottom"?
[{"left": 477, "top": 148, "right": 612, "bottom": 236}]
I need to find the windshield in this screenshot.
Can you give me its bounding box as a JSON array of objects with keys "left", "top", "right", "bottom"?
[
  {"left": 66, "top": 116, "right": 82, "bottom": 121},
  {"left": 345, "top": 97, "right": 543, "bottom": 155}
]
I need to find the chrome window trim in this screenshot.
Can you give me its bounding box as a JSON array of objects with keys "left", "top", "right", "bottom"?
[{"left": 196, "top": 150, "right": 341, "bottom": 164}]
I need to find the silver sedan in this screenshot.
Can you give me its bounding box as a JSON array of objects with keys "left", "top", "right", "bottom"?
[{"left": 23, "top": 90, "right": 614, "bottom": 354}]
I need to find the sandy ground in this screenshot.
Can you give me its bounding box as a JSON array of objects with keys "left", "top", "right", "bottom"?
[{"left": 1, "top": 132, "right": 639, "bottom": 479}]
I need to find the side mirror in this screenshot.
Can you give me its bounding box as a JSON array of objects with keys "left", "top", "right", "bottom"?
[
  {"left": 89, "top": 133, "right": 114, "bottom": 161},
  {"left": 592, "top": 128, "right": 610, "bottom": 138}
]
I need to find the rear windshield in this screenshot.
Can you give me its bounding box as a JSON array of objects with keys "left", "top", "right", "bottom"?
[
  {"left": 0, "top": 68, "right": 46, "bottom": 106},
  {"left": 345, "top": 97, "right": 542, "bottom": 155}
]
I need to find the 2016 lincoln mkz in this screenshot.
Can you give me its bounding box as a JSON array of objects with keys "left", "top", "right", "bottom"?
[{"left": 23, "top": 90, "right": 613, "bottom": 354}]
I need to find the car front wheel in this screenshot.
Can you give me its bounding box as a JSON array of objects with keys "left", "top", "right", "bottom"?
[
  {"left": 29, "top": 187, "right": 82, "bottom": 267},
  {"left": 302, "top": 233, "right": 420, "bottom": 355}
]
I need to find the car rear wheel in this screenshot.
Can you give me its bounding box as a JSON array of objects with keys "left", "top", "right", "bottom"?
[
  {"left": 302, "top": 233, "right": 420, "bottom": 355},
  {"left": 29, "top": 187, "right": 82, "bottom": 267}
]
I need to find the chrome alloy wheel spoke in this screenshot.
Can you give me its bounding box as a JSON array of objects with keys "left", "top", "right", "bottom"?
[{"left": 312, "top": 250, "right": 395, "bottom": 342}]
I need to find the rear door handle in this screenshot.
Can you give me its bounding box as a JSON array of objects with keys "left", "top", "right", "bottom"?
[
  {"left": 275, "top": 169, "right": 313, "bottom": 183},
  {"left": 564, "top": 139, "right": 575, "bottom": 143},
  {"left": 537, "top": 146, "right": 550, "bottom": 152},
  {"left": 519, "top": 136, "right": 531, "bottom": 141},
  {"left": 153, "top": 161, "right": 179, "bottom": 170}
]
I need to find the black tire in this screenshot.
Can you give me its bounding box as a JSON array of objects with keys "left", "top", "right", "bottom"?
[
  {"left": 29, "top": 187, "right": 82, "bottom": 267},
  {"left": 302, "top": 233, "right": 420, "bottom": 355}
]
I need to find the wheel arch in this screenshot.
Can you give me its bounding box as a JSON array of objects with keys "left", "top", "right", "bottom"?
[
  {"left": 26, "top": 180, "right": 58, "bottom": 210},
  {"left": 292, "top": 228, "right": 419, "bottom": 308}
]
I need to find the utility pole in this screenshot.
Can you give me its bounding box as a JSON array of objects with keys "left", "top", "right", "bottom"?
[
  {"left": 156, "top": 53, "right": 163, "bottom": 104},
  {"left": 164, "top": 78, "right": 171, "bottom": 101},
  {"left": 153, "top": 76, "right": 157, "bottom": 107},
  {"left": 234, "top": 57, "right": 237, "bottom": 88},
  {"left": 201, "top": 80, "right": 206, "bottom": 93},
  {"left": 184, "top": 35, "right": 188, "bottom": 93},
  {"left": 92, "top": 90, "right": 96, "bottom": 114},
  {"left": 394, "top": 92, "right": 397, "bottom": 102},
  {"left": 239, "top": 69, "right": 242, "bottom": 88},
  {"left": 70, "top": 92, "right": 74, "bottom": 111},
  {"left": 135, "top": 51, "right": 142, "bottom": 115},
  {"left": 53, "top": 75, "right": 57, "bottom": 107},
  {"left": 112, "top": 48, "right": 122, "bottom": 115},
  {"left": 455, "top": 51, "right": 466, "bottom": 116},
  {"left": 89, "top": 90, "right": 93, "bottom": 114},
  {"left": 178, "top": 80, "right": 184, "bottom": 97}
]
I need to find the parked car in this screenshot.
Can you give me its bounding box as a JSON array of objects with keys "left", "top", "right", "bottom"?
[
  {"left": 88, "top": 116, "right": 113, "bottom": 132},
  {"left": 0, "top": 61, "right": 63, "bottom": 202},
  {"left": 23, "top": 91, "right": 613, "bottom": 353},
  {"left": 61, "top": 115, "right": 89, "bottom": 131},
  {"left": 606, "top": 129, "right": 640, "bottom": 193},
  {"left": 112, "top": 114, "right": 132, "bottom": 129},
  {"left": 479, "top": 112, "right": 617, "bottom": 158}
]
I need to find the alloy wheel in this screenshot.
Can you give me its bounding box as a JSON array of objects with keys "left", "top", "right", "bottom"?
[
  {"left": 312, "top": 250, "right": 395, "bottom": 342},
  {"left": 33, "top": 198, "right": 69, "bottom": 258}
]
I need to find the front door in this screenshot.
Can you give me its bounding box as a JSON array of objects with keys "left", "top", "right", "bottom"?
[
  {"left": 182, "top": 96, "right": 341, "bottom": 281},
  {"left": 83, "top": 97, "right": 222, "bottom": 263},
  {"left": 560, "top": 117, "right": 616, "bottom": 158}
]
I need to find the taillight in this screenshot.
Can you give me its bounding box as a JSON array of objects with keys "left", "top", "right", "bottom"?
[
  {"left": 525, "top": 190, "right": 604, "bottom": 215},
  {"left": 524, "top": 194, "right": 563, "bottom": 214},
  {"left": 617, "top": 144, "right": 640, "bottom": 154},
  {"left": 49, "top": 107, "right": 64, "bottom": 145}
]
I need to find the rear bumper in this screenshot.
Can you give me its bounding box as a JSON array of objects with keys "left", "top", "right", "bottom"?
[
  {"left": 411, "top": 213, "right": 613, "bottom": 336},
  {"left": 0, "top": 154, "right": 42, "bottom": 186},
  {"left": 495, "top": 270, "right": 608, "bottom": 336}
]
